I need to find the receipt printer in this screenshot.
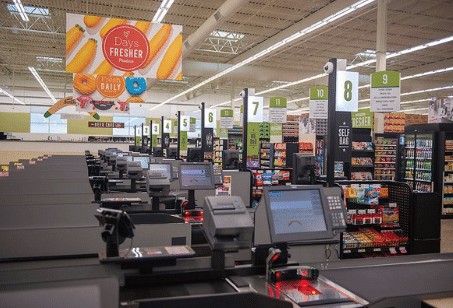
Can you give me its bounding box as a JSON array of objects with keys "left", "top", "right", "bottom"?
[{"left": 203, "top": 196, "right": 254, "bottom": 250}]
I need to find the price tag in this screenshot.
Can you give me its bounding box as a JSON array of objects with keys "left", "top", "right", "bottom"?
[
  {"left": 152, "top": 123, "right": 160, "bottom": 136},
  {"left": 180, "top": 116, "right": 190, "bottom": 132},
  {"left": 373, "top": 248, "right": 381, "bottom": 252},
  {"left": 247, "top": 96, "right": 263, "bottom": 123},
  {"left": 358, "top": 249, "right": 366, "bottom": 253},
  {"left": 336, "top": 71, "right": 359, "bottom": 112},
  {"left": 163, "top": 120, "right": 172, "bottom": 133},
  {"left": 344, "top": 250, "right": 351, "bottom": 254},
  {"left": 204, "top": 108, "right": 216, "bottom": 128},
  {"left": 143, "top": 125, "right": 150, "bottom": 136}
]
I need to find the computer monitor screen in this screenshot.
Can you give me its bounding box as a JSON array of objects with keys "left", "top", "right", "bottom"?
[
  {"left": 264, "top": 186, "right": 331, "bottom": 243},
  {"left": 105, "top": 148, "right": 117, "bottom": 153},
  {"left": 222, "top": 150, "right": 239, "bottom": 170},
  {"left": 166, "top": 147, "right": 177, "bottom": 159},
  {"left": 149, "top": 163, "right": 172, "bottom": 180},
  {"left": 187, "top": 148, "right": 202, "bottom": 162},
  {"left": 125, "top": 155, "right": 133, "bottom": 162},
  {"left": 133, "top": 156, "right": 150, "bottom": 169},
  {"left": 179, "top": 162, "right": 215, "bottom": 190}
]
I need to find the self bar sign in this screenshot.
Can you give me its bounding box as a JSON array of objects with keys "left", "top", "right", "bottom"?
[{"left": 370, "top": 71, "right": 400, "bottom": 112}]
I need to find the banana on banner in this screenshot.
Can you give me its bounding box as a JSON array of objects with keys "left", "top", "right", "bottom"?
[{"left": 44, "top": 96, "right": 100, "bottom": 119}]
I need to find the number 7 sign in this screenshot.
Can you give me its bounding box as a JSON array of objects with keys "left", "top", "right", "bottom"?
[{"left": 247, "top": 96, "right": 263, "bottom": 122}]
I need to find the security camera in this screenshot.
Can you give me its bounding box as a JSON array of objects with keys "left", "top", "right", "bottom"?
[
  {"left": 239, "top": 90, "right": 246, "bottom": 97},
  {"left": 324, "top": 62, "right": 334, "bottom": 74}
]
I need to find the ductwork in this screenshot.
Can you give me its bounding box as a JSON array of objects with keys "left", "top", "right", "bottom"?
[{"left": 182, "top": 0, "right": 250, "bottom": 58}]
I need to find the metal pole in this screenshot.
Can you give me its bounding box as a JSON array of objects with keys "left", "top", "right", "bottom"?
[
  {"left": 149, "top": 120, "right": 153, "bottom": 155},
  {"left": 327, "top": 58, "right": 338, "bottom": 187},
  {"left": 177, "top": 111, "right": 181, "bottom": 159},
  {"left": 201, "top": 102, "right": 205, "bottom": 161},
  {"left": 241, "top": 88, "right": 248, "bottom": 171}
]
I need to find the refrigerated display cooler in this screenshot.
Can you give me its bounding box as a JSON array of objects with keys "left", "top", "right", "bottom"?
[{"left": 400, "top": 124, "right": 453, "bottom": 218}]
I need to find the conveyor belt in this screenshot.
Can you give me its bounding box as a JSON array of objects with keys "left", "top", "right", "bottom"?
[{"left": 321, "top": 259, "right": 453, "bottom": 304}]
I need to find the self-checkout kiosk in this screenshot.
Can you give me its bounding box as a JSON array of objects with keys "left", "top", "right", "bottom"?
[{"left": 254, "top": 185, "right": 347, "bottom": 263}]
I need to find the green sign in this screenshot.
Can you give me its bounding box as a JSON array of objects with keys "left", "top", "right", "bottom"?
[
  {"left": 220, "top": 109, "right": 233, "bottom": 117},
  {"left": 371, "top": 71, "right": 400, "bottom": 87},
  {"left": 309, "top": 86, "right": 328, "bottom": 100},
  {"left": 190, "top": 117, "right": 196, "bottom": 132},
  {"left": 269, "top": 97, "right": 287, "bottom": 108},
  {"left": 220, "top": 108, "right": 234, "bottom": 129},
  {"left": 247, "top": 123, "right": 260, "bottom": 156},
  {"left": 269, "top": 123, "right": 282, "bottom": 143},
  {"left": 179, "top": 131, "right": 187, "bottom": 151},
  {"left": 135, "top": 136, "right": 141, "bottom": 146},
  {"left": 352, "top": 108, "right": 374, "bottom": 128}
]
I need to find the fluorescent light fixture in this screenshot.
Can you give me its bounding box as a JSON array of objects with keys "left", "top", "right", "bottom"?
[
  {"left": 288, "top": 96, "right": 309, "bottom": 104},
  {"left": 401, "top": 66, "right": 453, "bottom": 80},
  {"left": 400, "top": 85, "right": 453, "bottom": 96},
  {"left": 400, "top": 99, "right": 430, "bottom": 105},
  {"left": 152, "top": 0, "right": 175, "bottom": 23},
  {"left": 28, "top": 66, "right": 57, "bottom": 103},
  {"left": 36, "top": 56, "right": 63, "bottom": 63},
  {"left": 400, "top": 107, "right": 428, "bottom": 112},
  {"left": 12, "top": 0, "right": 29, "bottom": 21},
  {"left": 151, "top": 0, "right": 376, "bottom": 111},
  {"left": 0, "top": 87, "right": 26, "bottom": 105}
]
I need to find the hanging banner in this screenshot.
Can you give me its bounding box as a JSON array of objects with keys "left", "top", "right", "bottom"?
[
  {"left": 309, "top": 86, "right": 328, "bottom": 119},
  {"left": 269, "top": 97, "right": 287, "bottom": 123},
  {"left": 220, "top": 109, "right": 234, "bottom": 129},
  {"left": 180, "top": 116, "right": 190, "bottom": 131},
  {"left": 336, "top": 71, "right": 359, "bottom": 112},
  {"left": 189, "top": 117, "right": 196, "bottom": 132},
  {"left": 163, "top": 120, "right": 172, "bottom": 133},
  {"left": 44, "top": 96, "right": 99, "bottom": 119},
  {"left": 179, "top": 131, "right": 188, "bottom": 151},
  {"left": 204, "top": 109, "right": 216, "bottom": 128},
  {"left": 370, "top": 71, "right": 401, "bottom": 112},
  {"left": 352, "top": 108, "right": 374, "bottom": 128},
  {"left": 247, "top": 123, "right": 260, "bottom": 155},
  {"left": 66, "top": 13, "right": 182, "bottom": 80},
  {"left": 248, "top": 96, "right": 263, "bottom": 123}
]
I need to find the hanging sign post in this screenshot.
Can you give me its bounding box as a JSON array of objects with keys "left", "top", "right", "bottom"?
[
  {"left": 309, "top": 86, "right": 328, "bottom": 119},
  {"left": 269, "top": 97, "right": 287, "bottom": 123},
  {"left": 370, "top": 71, "right": 401, "bottom": 112}
]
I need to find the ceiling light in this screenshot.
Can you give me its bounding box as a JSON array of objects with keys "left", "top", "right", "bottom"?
[
  {"left": 151, "top": 0, "right": 376, "bottom": 111},
  {"left": 152, "top": 0, "right": 175, "bottom": 23},
  {"left": 401, "top": 66, "right": 453, "bottom": 80},
  {"left": 12, "top": 0, "right": 29, "bottom": 22},
  {"left": 0, "top": 87, "right": 26, "bottom": 105},
  {"left": 28, "top": 67, "right": 57, "bottom": 103},
  {"left": 400, "top": 85, "right": 453, "bottom": 96},
  {"left": 400, "top": 107, "right": 428, "bottom": 112}
]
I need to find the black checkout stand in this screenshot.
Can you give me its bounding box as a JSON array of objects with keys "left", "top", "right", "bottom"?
[{"left": 1, "top": 153, "right": 453, "bottom": 308}]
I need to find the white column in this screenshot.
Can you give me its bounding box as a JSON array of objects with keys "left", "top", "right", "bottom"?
[{"left": 376, "top": 0, "right": 387, "bottom": 72}]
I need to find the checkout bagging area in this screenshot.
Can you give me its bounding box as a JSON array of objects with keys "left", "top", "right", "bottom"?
[{"left": 1, "top": 148, "right": 453, "bottom": 308}]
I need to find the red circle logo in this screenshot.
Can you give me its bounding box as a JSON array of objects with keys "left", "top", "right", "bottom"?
[{"left": 102, "top": 24, "right": 150, "bottom": 72}]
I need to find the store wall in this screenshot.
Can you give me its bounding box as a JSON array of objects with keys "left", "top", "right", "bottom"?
[
  {"left": 67, "top": 115, "right": 113, "bottom": 135},
  {"left": 0, "top": 112, "right": 30, "bottom": 133}
]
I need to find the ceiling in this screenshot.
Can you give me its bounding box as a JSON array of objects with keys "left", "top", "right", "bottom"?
[{"left": 0, "top": 0, "right": 452, "bottom": 114}]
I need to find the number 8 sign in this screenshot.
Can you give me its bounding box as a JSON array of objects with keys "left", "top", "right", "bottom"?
[{"left": 335, "top": 71, "right": 358, "bottom": 112}]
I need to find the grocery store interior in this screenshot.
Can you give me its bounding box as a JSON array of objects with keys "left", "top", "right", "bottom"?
[{"left": 1, "top": 0, "right": 453, "bottom": 307}]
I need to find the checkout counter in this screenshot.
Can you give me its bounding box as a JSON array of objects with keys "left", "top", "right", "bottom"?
[{"left": 2, "top": 154, "right": 453, "bottom": 308}]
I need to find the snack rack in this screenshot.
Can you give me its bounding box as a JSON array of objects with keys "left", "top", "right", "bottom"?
[{"left": 337, "top": 180, "right": 412, "bottom": 259}]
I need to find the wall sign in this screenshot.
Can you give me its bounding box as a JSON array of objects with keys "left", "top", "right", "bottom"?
[
  {"left": 204, "top": 109, "right": 216, "bottom": 128},
  {"left": 309, "top": 86, "right": 328, "bottom": 119},
  {"left": 88, "top": 122, "right": 124, "bottom": 128},
  {"left": 370, "top": 71, "right": 400, "bottom": 112},
  {"left": 352, "top": 108, "right": 373, "bottom": 128},
  {"left": 220, "top": 109, "right": 234, "bottom": 129},
  {"left": 336, "top": 71, "right": 359, "bottom": 112},
  {"left": 269, "top": 97, "right": 287, "bottom": 123}
]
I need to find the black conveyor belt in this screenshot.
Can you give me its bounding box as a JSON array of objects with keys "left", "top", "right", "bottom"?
[{"left": 321, "top": 259, "right": 453, "bottom": 304}]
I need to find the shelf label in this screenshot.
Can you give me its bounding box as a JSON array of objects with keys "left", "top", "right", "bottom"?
[
  {"left": 309, "top": 86, "right": 328, "bottom": 119},
  {"left": 269, "top": 97, "right": 287, "bottom": 123},
  {"left": 344, "top": 250, "right": 351, "bottom": 254},
  {"left": 336, "top": 71, "right": 359, "bottom": 112},
  {"left": 220, "top": 109, "right": 234, "bottom": 129},
  {"left": 373, "top": 248, "right": 381, "bottom": 252},
  {"left": 205, "top": 108, "right": 216, "bottom": 128},
  {"left": 370, "top": 71, "right": 400, "bottom": 112},
  {"left": 358, "top": 249, "right": 366, "bottom": 253}
]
